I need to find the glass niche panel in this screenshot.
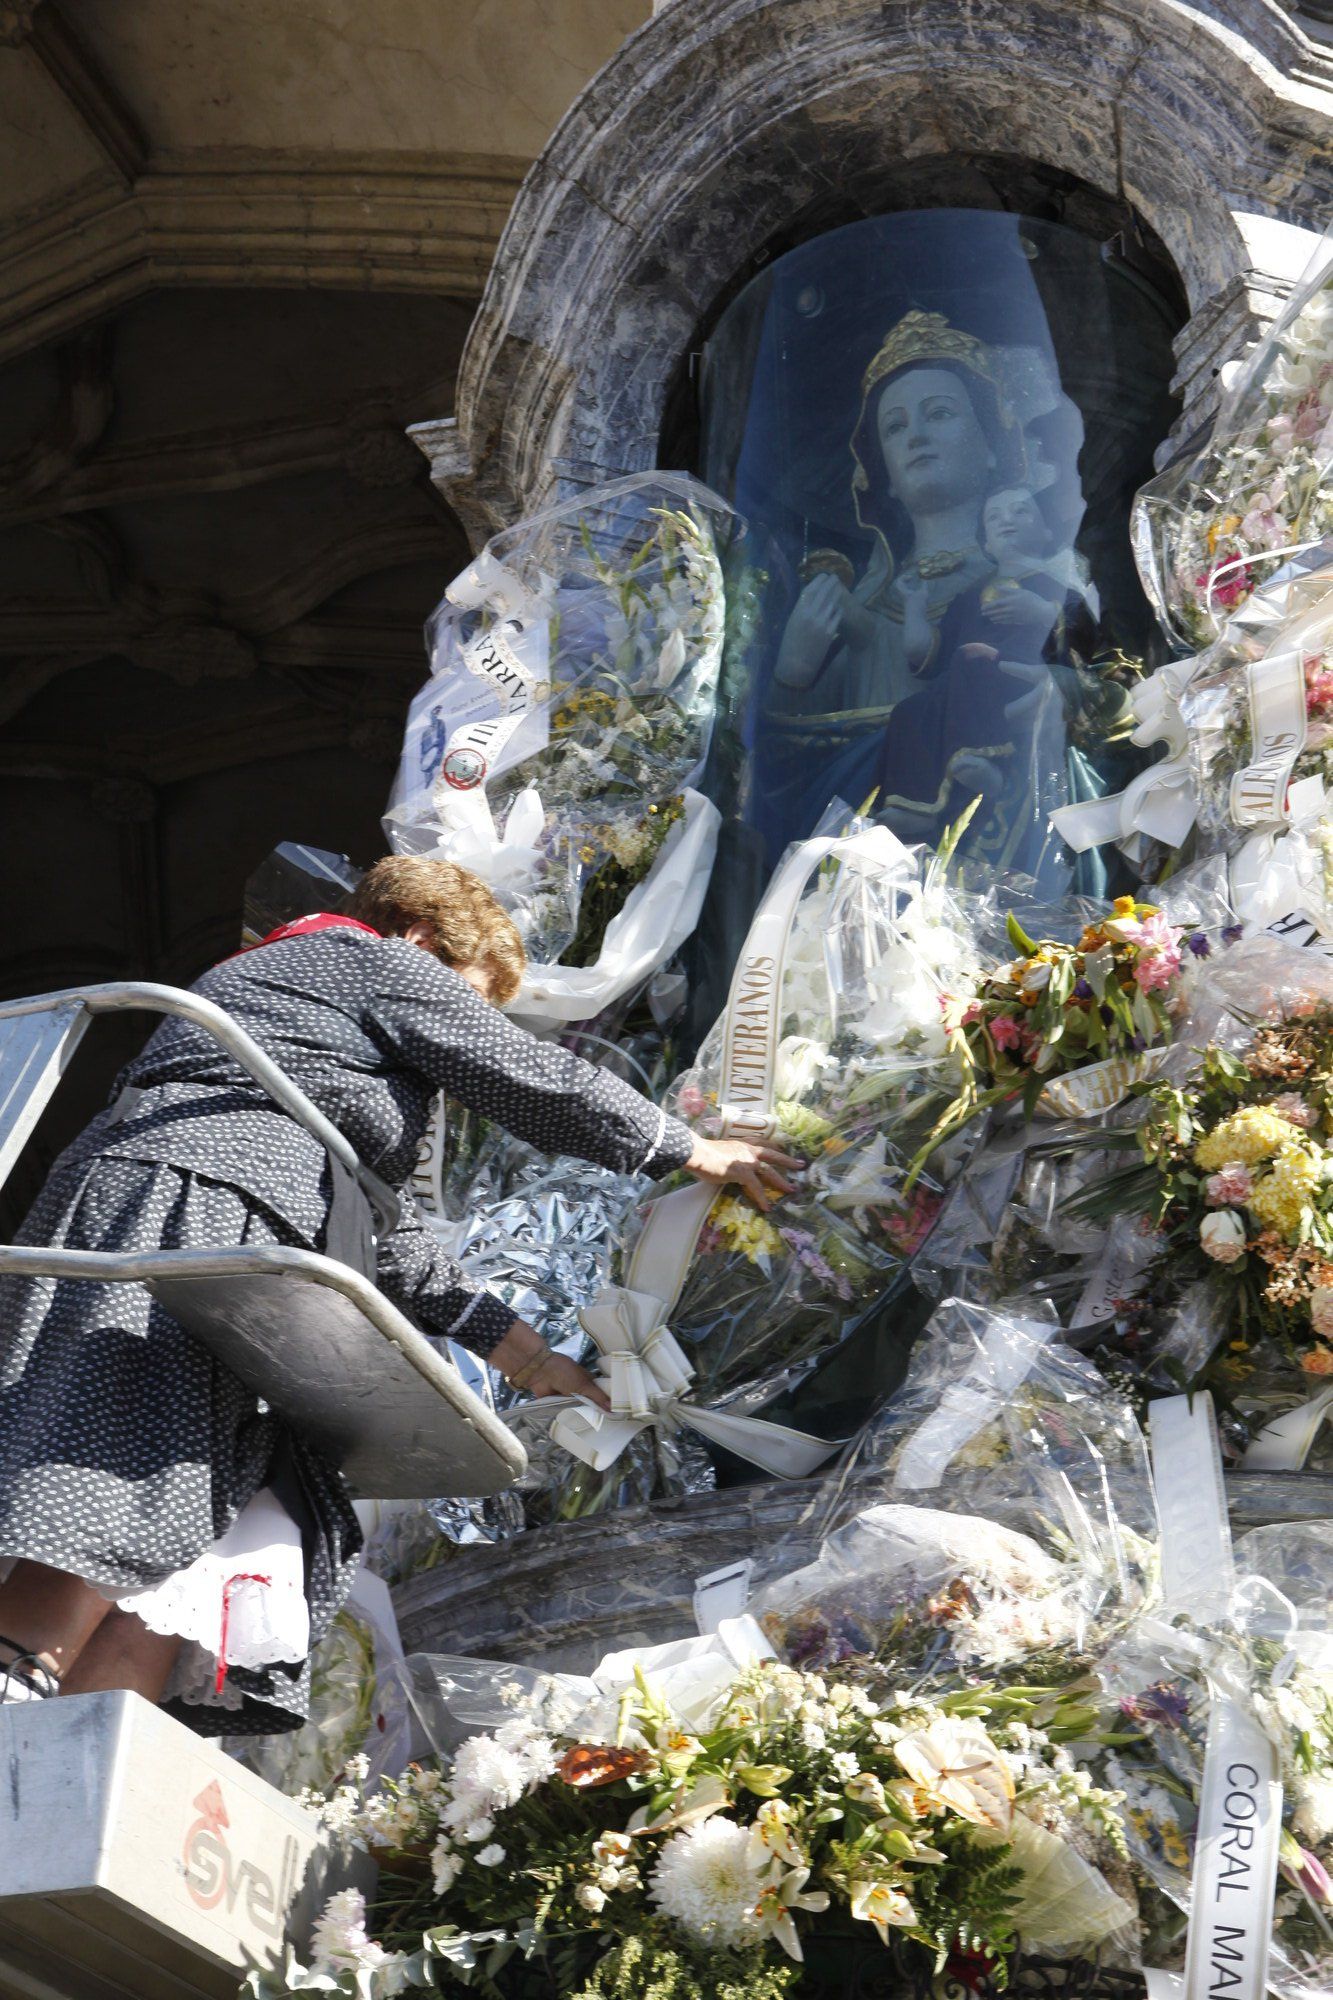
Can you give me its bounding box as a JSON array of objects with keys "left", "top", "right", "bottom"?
[{"left": 695, "top": 210, "right": 1181, "bottom": 894}]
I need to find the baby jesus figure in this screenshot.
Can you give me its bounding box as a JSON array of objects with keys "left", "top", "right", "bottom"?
[{"left": 978, "top": 485, "right": 1098, "bottom": 662}]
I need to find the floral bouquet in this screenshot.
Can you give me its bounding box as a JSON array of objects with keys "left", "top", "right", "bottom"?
[
  {"left": 1072, "top": 950, "right": 1333, "bottom": 1378},
  {"left": 1132, "top": 229, "right": 1333, "bottom": 648},
  {"left": 525, "top": 819, "right": 986, "bottom": 1518},
  {"left": 908, "top": 895, "right": 1208, "bottom": 1178},
  {"left": 252, "top": 1656, "right": 1137, "bottom": 2000},
  {"left": 384, "top": 473, "right": 738, "bottom": 1024},
  {"left": 750, "top": 1299, "right": 1158, "bottom": 1684}
]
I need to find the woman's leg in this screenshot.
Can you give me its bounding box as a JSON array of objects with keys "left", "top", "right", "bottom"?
[
  {"left": 0, "top": 1558, "right": 113, "bottom": 1677},
  {"left": 60, "top": 1610, "right": 181, "bottom": 1702}
]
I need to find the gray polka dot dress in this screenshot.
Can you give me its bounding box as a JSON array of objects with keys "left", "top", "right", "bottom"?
[{"left": 0, "top": 928, "right": 693, "bottom": 1735}]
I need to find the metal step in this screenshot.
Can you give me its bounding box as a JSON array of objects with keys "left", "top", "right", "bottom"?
[{"left": 0, "top": 1691, "right": 373, "bottom": 2000}]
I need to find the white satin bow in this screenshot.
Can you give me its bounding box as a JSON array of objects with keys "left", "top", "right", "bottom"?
[
  {"left": 1050, "top": 754, "right": 1197, "bottom": 860},
  {"left": 444, "top": 549, "right": 550, "bottom": 628},
  {"left": 547, "top": 1285, "right": 841, "bottom": 1479}
]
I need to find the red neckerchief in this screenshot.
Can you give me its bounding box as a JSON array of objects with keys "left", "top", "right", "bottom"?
[{"left": 224, "top": 911, "right": 381, "bottom": 962}]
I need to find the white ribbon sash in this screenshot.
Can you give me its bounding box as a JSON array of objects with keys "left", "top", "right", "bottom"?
[
  {"left": 548, "top": 826, "right": 910, "bottom": 1481},
  {"left": 1050, "top": 659, "right": 1200, "bottom": 856},
  {"left": 1230, "top": 653, "right": 1306, "bottom": 829},
  {"left": 1149, "top": 1394, "right": 1282, "bottom": 2000}
]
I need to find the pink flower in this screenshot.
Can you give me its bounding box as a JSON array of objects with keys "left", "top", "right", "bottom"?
[
  {"left": 1305, "top": 660, "right": 1333, "bottom": 715},
  {"left": 1127, "top": 911, "right": 1184, "bottom": 993},
  {"left": 1272, "top": 1092, "right": 1317, "bottom": 1130},
  {"left": 990, "top": 1015, "right": 1023, "bottom": 1053},
  {"left": 1200, "top": 1211, "right": 1247, "bottom": 1264},
  {"left": 676, "top": 1083, "right": 707, "bottom": 1119},
  {"left": 1205, "top": 1162, "right": 1254, "bottom": 1207}
]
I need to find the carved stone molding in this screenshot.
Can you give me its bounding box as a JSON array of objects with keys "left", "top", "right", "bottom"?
[
  {"left": 0, "top": 151, "right": 526, "bottom": 368},
  {"left": 419, "top": 0, "right": 1333, "bottom": 538}
]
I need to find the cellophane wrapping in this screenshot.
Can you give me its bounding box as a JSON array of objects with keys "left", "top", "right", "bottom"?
[
  {"left": 646, "top": 827, "right": 982, "bottom": 1382},
  {"left": 518, "top": 822, "right": 987, "bottom": 1522},
  {"left": 1182, "top": 578, "right": 1333, "bottom": 850},
  {"left": 1096, "top": 1521, "right": 1333, "bottom": 2000},
  {"left": 1132, "top": 227, "right": 1333, "bottom": 649},
  {"left": 383, "top": 472, "right": 734, "bottom": 988},
  {"left": 750, "top": 1297, "right": 1158, "bottom": 1683}
]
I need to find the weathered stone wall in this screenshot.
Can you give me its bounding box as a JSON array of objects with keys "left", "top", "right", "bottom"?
[{"left": 415, "top": 0, "right": 1333, "bottom": 542}]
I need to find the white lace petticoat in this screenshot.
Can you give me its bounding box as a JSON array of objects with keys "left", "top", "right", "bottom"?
[{"left": 106, "top": 1487, "right": 310, "bottom": 1710}]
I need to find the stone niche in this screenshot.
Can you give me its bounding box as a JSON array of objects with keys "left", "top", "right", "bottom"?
[
  {"left": 415, "top": 0, "right": 1333, "bottom": 537},
  {"left": 397, "top": 0, "right": 1333, "bottom": 1667}
]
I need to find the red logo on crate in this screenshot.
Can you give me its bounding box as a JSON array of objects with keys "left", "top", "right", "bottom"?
[{"left": 182, "top": 1779, "right": 298, "bottom": 1936}]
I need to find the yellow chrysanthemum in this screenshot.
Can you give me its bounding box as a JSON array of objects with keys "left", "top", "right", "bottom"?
[
  {"left": 710, "top": 1193, "right": 784, "bottom": 1264},
  {"left": 1248, "top": 1144, "right": 1324, "bottom": 1237},
  {"left": 1194, "top": 1104, "right": 1302, "bottom": 1171}
]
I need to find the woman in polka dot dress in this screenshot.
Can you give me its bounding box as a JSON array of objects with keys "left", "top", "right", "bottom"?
[{"left": 0, "top": 857, "right": 797, "bottom": 1734}]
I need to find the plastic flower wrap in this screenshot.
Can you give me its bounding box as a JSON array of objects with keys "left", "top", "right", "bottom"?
[
  {"left": 384, "top": 473, "right": 736, "bottom": 1023},
  {"left": 651, "top": 822, "right": 981, "bottom": 1366},
  {"left": 517, "top": 818, "right": 988, "bottom": 1525},
  {"left": 1132, "top": 228, "right": 1333, "bottom": 649},
  {"left": 256, "top": 1653, "right": 1137, "bottom": 2000},
  {"left": 750, "top": 1298, "right": 1158, "bottom": 1682},
  {"left": 1095, "top": 1521, "right": 1333, "bottom": 2000},
  {"left": 1182, "top": 578, "right": 1333, "bottom": 854}
]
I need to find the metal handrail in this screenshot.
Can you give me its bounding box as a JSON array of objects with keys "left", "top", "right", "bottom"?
[{"left": 0, "top": 982, "right": 400, "bottom": 1236}]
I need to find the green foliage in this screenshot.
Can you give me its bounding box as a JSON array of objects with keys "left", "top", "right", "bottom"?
[{"left": 569, "top": 1927, "right": 801, "bottom": 2000}]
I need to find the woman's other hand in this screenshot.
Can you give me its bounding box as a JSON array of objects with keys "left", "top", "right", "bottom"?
[
  {"left": 684, "top": 1136, "right": 802, "bottom": 1210},
  {"left": 491, "top": 1318, "right": 611, "bottom": 1410}
]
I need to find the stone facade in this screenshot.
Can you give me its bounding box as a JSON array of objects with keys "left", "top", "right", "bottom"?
[{"left": 417, "top": 0, "right": 1333, "bottom": 540}]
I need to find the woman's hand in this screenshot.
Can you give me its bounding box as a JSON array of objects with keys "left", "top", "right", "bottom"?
[
  {"left": 490, "top": 1318, "right": 611, "bottom": 1410},
  {"left": 685, "top": 1135, "right": 803, "bottom": 1210}
]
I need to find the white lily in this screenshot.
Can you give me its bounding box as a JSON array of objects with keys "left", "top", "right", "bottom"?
[
  {"left": 849, "top": 1877, "right": 918, "bottom": 1942},
  {"left": 752, "top": 1865, "right": 831, "bottom": 1961},
  {"left": 893, "top": 1717, "right": 1014, "bottom": 1833},
  {"left": 627, "top": 1771, "right": 730, "bottom": 1835},
  {"left": 747, "top": 1797, "right": 806, "bottom": 1871}
]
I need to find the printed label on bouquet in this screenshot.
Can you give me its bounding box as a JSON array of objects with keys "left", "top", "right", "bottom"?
[
  {"left": 1183, "top": 1694, "right": 1281, "bottom": 2000},
  {"left": 460, "top": 623, "right": 541, "bottom": 713},
  {"left": 1148, "top": 1393, "right": 1235, "bottom": 1623},
  {"left": 1230, "top": 653, "right": 1306, "bottom": 827},
  {"left": 1267, "top": 908, "right": 1333, "bottom": 961},
  {"left": 1072, "top": 1232, "right": 1148, "bottom": 1327}
]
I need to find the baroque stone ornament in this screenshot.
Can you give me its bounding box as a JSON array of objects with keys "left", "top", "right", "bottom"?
[{"left": 417, "top": 0, "right": 1333, "bottom": 543}]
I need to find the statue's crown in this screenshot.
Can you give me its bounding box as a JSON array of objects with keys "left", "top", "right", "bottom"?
[{"left": 861, "top": 310, "right": 998, "bottom": 397}]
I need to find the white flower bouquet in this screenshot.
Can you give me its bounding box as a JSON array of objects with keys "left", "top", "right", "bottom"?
[
  {"left": 384, "top": 473, "right": 736, "bottom": 1022},
  {"left": 635, "top": 824, "right": 981, "bottom": 1391},
  {"left": 250, "top": 1655, "right": 1136, "bottom": 2000},
  {"left": 1132, "top": 230, "right": 1333, "bottom": 649}
]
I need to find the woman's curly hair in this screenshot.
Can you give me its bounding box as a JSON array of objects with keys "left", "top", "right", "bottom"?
[{"left": 348, "top": 856, "right": 525, "bottom": 1004}]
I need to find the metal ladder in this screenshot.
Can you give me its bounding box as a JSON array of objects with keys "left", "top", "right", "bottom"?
[{"left": 0, "top": 982, "right": 526, "bottom": 1499}]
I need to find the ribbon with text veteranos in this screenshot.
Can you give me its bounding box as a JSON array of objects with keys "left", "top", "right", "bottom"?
[
  {"left": 1147, "top": 1394, "right": 1282, "bottom": 2000},
  {"left": 545, "top": 825, "right": 911, "bottom": 1479}
]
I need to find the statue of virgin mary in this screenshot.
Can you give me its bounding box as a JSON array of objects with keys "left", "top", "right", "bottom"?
[{"left": 761, "top": 309, "right": 1114, "bottom": 883}]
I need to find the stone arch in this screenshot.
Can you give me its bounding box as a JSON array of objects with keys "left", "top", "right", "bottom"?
[{"left": 427, "top": 0, "right": 1333, "bottom": 538}]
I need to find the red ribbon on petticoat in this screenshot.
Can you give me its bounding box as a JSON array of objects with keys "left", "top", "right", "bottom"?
[{"left": 215, "top": 1573, "right": 272, "bottom": 1696}]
